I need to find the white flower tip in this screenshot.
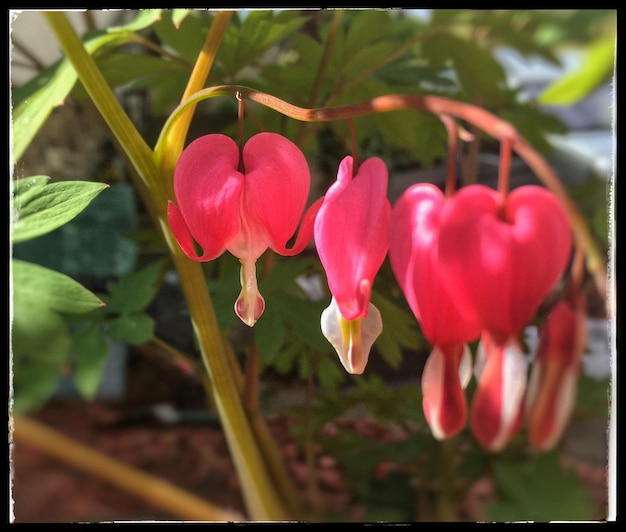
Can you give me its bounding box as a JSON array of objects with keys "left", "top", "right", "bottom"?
[{"left": 321, "top": 298, "right": 382, "bottom": 375}]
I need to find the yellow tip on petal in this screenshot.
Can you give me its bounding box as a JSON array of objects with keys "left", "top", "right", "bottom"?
[{"left": 321, "top": 297, "right": 382, "bottom": 375}]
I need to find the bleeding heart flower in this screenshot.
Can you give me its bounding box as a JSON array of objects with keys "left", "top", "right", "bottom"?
[
  {"left": 315, "top": 156, "right": 390, "bottom": 375},
  {"left": 437, "top": 184, "right": 572, "bottom": 451},
  {"left": 168, "top": 132, "right": 321, "bottom": 326},
  {"left": 389, "top": 183, "right": 481, "bottom": 439},
  {"left": 525, "top": 294, "right": 587, "bottom": 451},
  {"left": 470, "top": 332, "right": 527, "bottom": 451},
  {"left": 438, "top": 184, "right": 572, "bottom": 343}
]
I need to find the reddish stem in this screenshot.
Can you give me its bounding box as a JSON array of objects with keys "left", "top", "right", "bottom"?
[{"left": 497, "top": 135, "right": 513, "bottom": 215}]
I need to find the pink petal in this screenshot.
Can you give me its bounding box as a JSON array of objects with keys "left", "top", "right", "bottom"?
[
  {"left": 470, "top": 332, "right": 527, "bottom": 452},
  {"left": 389, "top": 183, "right": 481, "bottom": 346},
  {"left": 242, "top": 132, "right": 312, "bottom": 256},
  {"left": 315, "top": 156, "right": 390, "bottom": 320},
  {"left": 234, "top": 258, "right": 266, "bottom": 327},
  {"left": 421, "top": 344, "right": 471, "bottom": 439},
  {"left": 525, "top": 296, "right": 587, "bottom": 450},
  {"left": 171, "top": 134, "right": 243, "bottom": 261},
  {"left": 438, "top": 184, "right": 572, "bottom": 341}
]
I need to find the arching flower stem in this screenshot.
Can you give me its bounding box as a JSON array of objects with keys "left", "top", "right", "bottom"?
[{"left": 155, "top": 85, "right": 606, "bottom": 301}]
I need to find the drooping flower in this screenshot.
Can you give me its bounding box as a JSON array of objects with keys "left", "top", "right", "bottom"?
[
  {"left": 389, "top": 183, "right": 481, "bottom": 439},
  {"left": 437, "top": 184, "right": 572, "bottom": 451},
  {"left": 525, "top": 294, "right": 587, "bottom": 451},
  {"left": 314, "top": 156, "right": 390, "bottom": 375},
  {"left": 167, "top": 132, "right": 321, "bottom": 326}
]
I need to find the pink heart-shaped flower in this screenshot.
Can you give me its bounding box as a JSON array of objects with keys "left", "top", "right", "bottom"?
[{"left": 437, "top": 184, "right": 572, "bottom": 342}]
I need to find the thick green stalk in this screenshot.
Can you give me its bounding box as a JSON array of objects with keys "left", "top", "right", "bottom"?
[{"left": 43, "top": 11, "right": 289, "bottom": 521}]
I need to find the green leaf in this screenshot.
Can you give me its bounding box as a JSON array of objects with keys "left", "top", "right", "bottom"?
[
  {"left": 71, "top": 52, "right": 190, "bottom": 101},
  {"left": 108, "top": 313, "right": 155, "bottom": 345},
  {"left": 344, "top": 10, "right": 392, "bottom": 52},
  {"left": 486, "top": 451, "right": 594, "bottom": 521},
  {"left": 219, "top": 11, "right": 308, "bottom": 79},
  {"left": 103, "top": 259, "right": 167, "bottom": 314},
  {"left": 152, "top": 10, "right": 212, "bottom": 64},
  {"left": 315, "top": 354, "right": 346, "bottom": 391},
  {"left": 11, "top": 299, "right": 72, "bottom": 366},
  {"left": 538, "top": 34, "right": 615, "bottom": 105},
  {"left": 171, "top": 9, "right": 190, "bottom": 28},
  {"left": 12, "top": 178, "right": 108, "bottom": 243},
  {"left": 421, "top": 33, "right": 508, "bottom": 105},
  {"left": 274, "top": 294, "right": 330, "bottom": 352},
  {"left": 107, "top": 9, "right": 163, "bottom": 32},
  {"left": 11, "top": 175, "right": 49, "bottom": 207},
  {"left": 12, "top": 259, "right": 105, "bottom": 314},
  {"left": 259, "top": 256, "right": 316, "bottom": 295},
  {"left": 12, "top": 358, "right": 63, "bottom": 414},
  {"left": 72, "top": 324, "right": 110, "bottom": 400},
  {"left": 371, "top": 289, "right": 425, "bottom": 371},
  {"left": 254, "top": 303, "right": 286, "bottom": 365}
]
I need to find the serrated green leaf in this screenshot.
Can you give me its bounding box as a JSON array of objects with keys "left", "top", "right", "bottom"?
[
  {"left": 12, "top": 179, "right": 108, "bottom": 243},
  {"left": 274, "top": 294, "right": 330, "bottom": 352},
  {"left": 254, "top": 303, "right": 285, "bottom": 365},
  {"left": 72, "top": 324, "right": 110, "bottom": 400},
  {"left": 342, "top": 41, "right": 400, "bottom": 81},
  {"left": 486, "top": 451, "right": 594, "bottom": 521},
  {"left": 152, "top": 10, "right": 211, "bottom": 65},
  {"left": 371, "top": 290, "right": 425, "bottom": 371},
  {"left": 316, "top": 354, "right": 346, "bottom": 391},
  {"left": 538, "top": 33, "right": 615, "bottom": 105},
  {"left": 421, "top": 32, "right": 508, "bottom": 104},
  {"left": 104, "top": 259, "right": 166, "bottom": 314},
  {"left": 344, "top": 10, "right": 391, "bottom": 52},
  {"left": 12, "top": 259, "right": 105, "bottom": 314},
  {"left": 108, "top": 313, "right": 155, "bottom": 345},
  {"left": 259, "top": 256, "right": 316, "bottom": 295}
]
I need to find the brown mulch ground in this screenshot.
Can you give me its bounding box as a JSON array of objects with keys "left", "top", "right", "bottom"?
[{"left": 9, "top": 347, "right": 610, "bottom": 523}]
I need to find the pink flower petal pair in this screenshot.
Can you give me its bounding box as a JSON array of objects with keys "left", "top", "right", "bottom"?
[
  {"left": 315, "top": 156, "right": 390, "bottom": 374},
  {"left": 389, "top": 183, "right": 482, "bottom": 439},
  {"left": 437, "top": 184, "right": 572, "bottom": 344},
  {"left": 436, "top": 184, "right": 572, "bottom": 451},
  {"left": 168, "top": 132, "right": 320, "bottom": 326},
  {"left": 525, "top": 295, "right": 587, "bottom": 451}
]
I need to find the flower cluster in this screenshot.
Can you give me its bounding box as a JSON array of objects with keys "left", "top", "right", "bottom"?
[{"left": 168, "top": 131, "right": 582, "bottom": 452}]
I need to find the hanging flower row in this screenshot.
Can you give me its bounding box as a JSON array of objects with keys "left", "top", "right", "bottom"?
[{"left": 167, "top": 128, "right": 583, "bottom": 453}]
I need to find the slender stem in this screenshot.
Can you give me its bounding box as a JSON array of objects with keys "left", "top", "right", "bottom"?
[
  {"left": 129, "top": 33, "right": 186, "bottom": 63},
  {"left": 497, "top": 135, "right": 513, "bottom": 213},
  {"left": 435, "top": 438, "right": 458, "bottom": 522},
  {"left": 461, "top": 125, "right": 481, "bottom": 186},
  {"left": 44, "top": 13, "right": 290, "bottom": 520},
  {"left": 12, "top": 414, "right": 246, "bottom": 521},
  {"left": 294, "top": 10, "right": 344, "bottom": 147},
  {"left": 158, "top": 10, "right": 234, "bottom": 184},
  {"left": 307, "top": 10, "right": 344, "bottom": 109},
  {"left": 221, "top": 337, "right": 302, "bottom": 517},
  {"left": 304, "top": 361, "right": 322, "bottom": 516},
  {"left": 43, "top": 12, "right": 157, "bottom": 190},
  {"left": 440, "top": 115, "right": 459, "bottom": 198},
  {"left": 244, "top": 345, "right": 260, "bottom": 415}
]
